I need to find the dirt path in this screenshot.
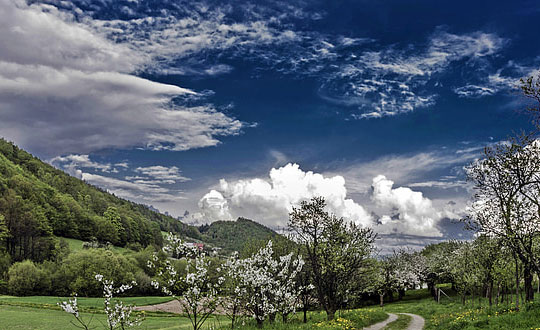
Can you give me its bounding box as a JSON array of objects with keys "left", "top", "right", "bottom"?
[
  {"left": 134, "top": 299, "right": 227, "bottom": 315},
  {"left": 363, "top": 313, "right": 398, "bottom": 330},
  {"left": 400, "top": 313, "right": 425, "bottom": 330},
  {"left": 134, "top": 299, "right": 183, "bottom": 313}
]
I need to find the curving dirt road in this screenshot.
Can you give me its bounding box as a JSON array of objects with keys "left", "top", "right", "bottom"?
[
  {"left": 363, "top": 313, "right": 398, "bottom": 330},
  {"left": 362, "top": 312, "right": 425, "bottom": 330},
  {"left": 399, "top": 313, "right": 425, "bottom": 330}
]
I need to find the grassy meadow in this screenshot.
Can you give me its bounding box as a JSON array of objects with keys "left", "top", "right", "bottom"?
[{"left": 5, "top": 287, "right": 540, "bottom": 329}]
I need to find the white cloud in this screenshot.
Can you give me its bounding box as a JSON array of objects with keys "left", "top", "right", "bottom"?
[
  {"left": 134, "top": 165, "right": 190, "bottom": 183},
  {"left": 82, "top": 172, "right": 184, "bottom": 203},
  {"left": 194, "top": 162, "right": 463, "bottom": 237},
  {"left": 328, "top": 147, "right": 481, "bottom": 196},
  {"left": 0, "top": 1, "right": 242, "bottom": 156},
  {"left": 371, "top": 175, "right": 459, "bottom": 237},
  {"left": 454, "top": 62, "right": 540, "bottom": 98},
  {"left": 50, "top": 154, "right": 185, "bottom": 203},
  {"left": 50, "top": 154, "right": 112, "bottom": 177},
  {"left": 196, "top": 163, "right": 373, "bottom": 228},
  {"left": 320, "top": 31, "right": 507, "bottom": 118}
]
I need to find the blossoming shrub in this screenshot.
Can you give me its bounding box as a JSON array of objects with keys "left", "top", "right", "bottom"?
[{"left": 148, "top": 233, "right": 222, "bottom": 330}]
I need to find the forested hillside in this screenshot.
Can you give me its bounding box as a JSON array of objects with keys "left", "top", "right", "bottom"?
[
  {"left": 198, "top": 217, "right": 280, "bottom": 254},
  {"left": 0, "top": 139, "right": 200, "bottom": 262}
]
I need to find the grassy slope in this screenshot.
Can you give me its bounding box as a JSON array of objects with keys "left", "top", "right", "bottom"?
[
  {"left": 61, "top": 237, "right": 128, "bottom": 254},
  {"left": 380, "top": 286, "right": 540, "bottom": 330}
]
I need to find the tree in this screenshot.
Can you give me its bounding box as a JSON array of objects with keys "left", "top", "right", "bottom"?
[
  {"left": 520, "top": 73, "right": 540, "bottom": 128},
  {"left": 465, "top": 136, "right": 540, "bottom": 304},
  {"left": 288, "top": 197, "right": 376, "bottom": 320},
  {"left": 148, "top": 234, "right": 222, "bottom": 330}
]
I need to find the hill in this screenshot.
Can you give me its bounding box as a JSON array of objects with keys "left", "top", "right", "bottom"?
[
  {"left": 198, "top": 217, "right": 281, "bottom": 254},
  {"left": 0, "top": 138, "right": 200, "bottom": 262}
]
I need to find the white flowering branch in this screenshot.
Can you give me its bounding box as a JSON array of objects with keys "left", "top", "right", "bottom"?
[
  {"left": 148, "top": 233, "right": 222, "bottom": 330},
  {"left": 58, "top": 295, "right": 92, "bottom": 330},
  {"left": 95, "top": 274, "right": 143, "bottom": 330}
]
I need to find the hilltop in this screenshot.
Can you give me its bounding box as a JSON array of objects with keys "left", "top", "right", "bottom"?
[{"left": 0, "top": 139, "right": 278, "bottom": 262}]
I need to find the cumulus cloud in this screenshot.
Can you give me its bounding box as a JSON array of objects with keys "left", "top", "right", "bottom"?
[
  {"left": 196, "top": 163, "right": 373, "bottom": 228},
  {"left": 0, "top": 1, "right": 242, "bottom": 156},
  {"left": 195, "top": 163, "right": 462, "bottom": 237},
  {"left": 371, "top": 175, "right": 458, "bottom": 236}
]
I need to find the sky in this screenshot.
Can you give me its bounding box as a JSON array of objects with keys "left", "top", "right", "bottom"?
[{"left": 1, "top": 0, "right": 539, "bottom": 250}]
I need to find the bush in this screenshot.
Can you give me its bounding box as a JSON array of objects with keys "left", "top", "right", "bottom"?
[
  {"left": 58, "top": 249, "right": 137, "bottom": 296},
  {"left": 8, "top": 260, "right": 50, "bottom": 295}
]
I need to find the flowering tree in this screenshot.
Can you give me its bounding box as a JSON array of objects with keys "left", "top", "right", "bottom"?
[
  {"left": 273, "top": 252, "right": 305, "bottom": 322},
  {"left": 219, "top": 252, "right": 244, "bottom": 329},
  {"left": 392, "top": 249, "right": 427, "bottom": 299},
  {"left": 58, "top": 296, "right": 91, "bottom": 330},
  {"left": 148, "top": 233, "right": 222, "bottom": 330},
  {"left": 58, "top": 275, "right": 142, "bottom": 330},
  {"left": 222, "top": 241, "right": 305, "bottom": 328},
  {"left": 465, "top": 136, "right": 540, "bottom": 303}
]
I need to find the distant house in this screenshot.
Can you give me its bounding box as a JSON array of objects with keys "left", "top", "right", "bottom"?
[{"left": 185, "top": 242, "right": 204, "bottom": 251}]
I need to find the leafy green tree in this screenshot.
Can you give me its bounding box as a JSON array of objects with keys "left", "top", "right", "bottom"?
[
  {"left": 8, "top": 260, "right": 51, "bottom": 295},
  {"left": 288, "top": 197, "right": 376, "bottom": 320}
]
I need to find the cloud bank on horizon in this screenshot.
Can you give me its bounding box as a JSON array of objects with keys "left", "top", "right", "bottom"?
[{"left": 195, "top": 163, "right": 459, "bottom": 237}]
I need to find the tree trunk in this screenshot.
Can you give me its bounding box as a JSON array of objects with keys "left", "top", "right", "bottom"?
[
  {"left": 282, "top": 313, "right": 289, "bottom": 323},
  {"left": 488, "top": 280, "right": 493, "bottom": 307},
  {"left": 303, "top": 304, "right": 308, "bottom": 323},
  {"left": 269, "top": 313, "right": 276, "bottom": 324},
  {"left": 496, "top": 283, "right": 500, "bottom": 305},
  {"left": 524, "top": 263, "right": 534, "bottom": 302},
  {"left": 398, "top": 289, "right": 405, "bottom": 301},
  {"left": 379, "top": 293, "right": 384, "bottom": 307},
  {"left": 256, "top": 318, "right": 264, "bottom": 328},
  {"left": 326, "top": 308, "right": 336, "bottom": 321},
  {"left": 515, "top": 255, "right": 520, "bottom": 311}
]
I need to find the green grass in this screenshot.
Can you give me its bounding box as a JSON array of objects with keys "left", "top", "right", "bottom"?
[
  {"left": 0, "top": 295, "right": 173, "bottom": 311},
  {"left": 215, "top": 308, "right": 388, "bottom": 329},
  {"left": 61, "top": 237, "right": 128, "bottom": 253},
  {"left": 0, "top": 305, "right": 222, "bottom": 330},
  {"left": 380, "top": 286, "right": 540, "bottom": 330},
  {"left": 383, "top": 313, "right": 412, "bottom": 330}
]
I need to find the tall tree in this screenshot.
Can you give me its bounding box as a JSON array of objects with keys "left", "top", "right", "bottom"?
[
  {"left": 465, "top": 136, "right": 540, "bottom": 303},
  {"left": 288, "top": 197, "right": 376, "bottom": 320}
]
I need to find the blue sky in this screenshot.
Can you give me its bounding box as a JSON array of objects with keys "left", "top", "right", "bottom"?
[{"left": 1, "top": 0, "right": 539, "bottom": 249}]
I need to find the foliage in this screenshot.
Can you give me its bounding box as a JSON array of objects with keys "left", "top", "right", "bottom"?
[
  {"left": 465, "top": 135, "right": 540, "bottom": 303},
  {"left": 7, "top": 260, "right": 50, "bottom": 296},
  {"left": 199, "top": 218, "right": 280, "bottom": 255},
  {"left": 222, "top": 241, "right": 306, "bottom": 327},
  {"left": 0, "top": 138, "right": 202, "bottom": 263},
  {"left": 148, "top": 233, "right": 222, "bottom": 330},
  {"left": 288, "top": 197, "right": 376, "bottom": 320}
]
